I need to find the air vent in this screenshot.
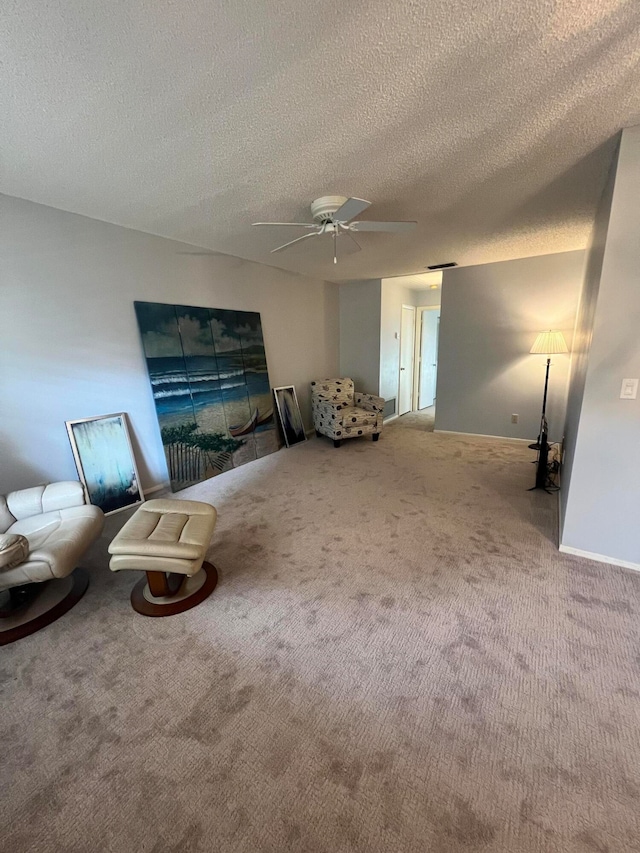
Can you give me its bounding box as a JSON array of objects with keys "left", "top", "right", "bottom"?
[
  {"left": 426, "top": 262, "right": 458, "bottom": 270},
  {"left": 383, "top": 398, "right": 396, "bottom": 419}
]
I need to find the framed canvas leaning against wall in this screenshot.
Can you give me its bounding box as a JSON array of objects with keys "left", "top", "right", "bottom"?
[
  {"left": 65, "top": 412, "right": 144, "bottom": 515},
  {"left": 273, "top": 386, "right": 306, "bottom": 448}
]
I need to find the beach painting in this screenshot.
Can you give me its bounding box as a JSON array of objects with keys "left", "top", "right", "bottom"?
[
  {"left": 273, "top": 386, "right": 307, "bottom": 448},
  {"left": 134, "top": 301, "right": 278, "bottom": 490},
  {"left": 66, "top": 413, "right": 144, "bottom": 514}
]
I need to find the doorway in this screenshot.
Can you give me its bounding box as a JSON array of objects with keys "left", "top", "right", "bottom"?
[
  {"left": 416, "top": 306, "right": 440, "bottom": 410},
  {"left": 398, "top": 304, "right": 415, "bottom": 415}
]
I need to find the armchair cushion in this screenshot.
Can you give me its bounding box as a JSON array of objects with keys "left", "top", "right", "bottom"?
[{"left": 340, "top": 407, "right": 378, "bottom": 429}]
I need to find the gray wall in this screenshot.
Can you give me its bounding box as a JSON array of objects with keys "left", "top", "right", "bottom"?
[
  {"left": 1, "top": 195, "right": 339, "bottom": 493},
  {"left": 560, "top": 143, "right": 619, "bottom": 529},
  {"left": 338, "top": 280, "right": 381, "bottom": 394},
  {"left": 379, "top": 278, "right": 417, "bottom": 402},
  {"left": 338, "top": 277, "right": 442, "bottom": 406},
  {"left": 434, "top": 251, "right": 585, "bottom": 441},
  {"left": 412, "top": 287, "right": 442, "bottom": 307},
  {"left": 560, "top": 126, "right": 640, "bottom": 566}
]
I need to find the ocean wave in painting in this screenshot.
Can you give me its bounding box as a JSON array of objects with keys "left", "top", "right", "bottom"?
[
  {"left": 150, "top": 369, "right": 248, "bottom": 387},
  {"left": 153, "top": 379, "right": 247, "bottom": 400}
]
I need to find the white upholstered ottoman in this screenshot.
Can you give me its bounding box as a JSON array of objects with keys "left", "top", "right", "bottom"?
[{"left": 108, "top": 499, "right": 218, "bottom": 616}]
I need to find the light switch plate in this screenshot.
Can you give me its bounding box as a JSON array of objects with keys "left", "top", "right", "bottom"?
[{"left": 620, "top": 378, "right": 638, "bottom": 399}]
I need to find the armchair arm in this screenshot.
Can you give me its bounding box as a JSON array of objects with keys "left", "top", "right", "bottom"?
[
  {"left": 0, "top": 533, "right": 29, "bottom": 571},
  {"left": 6, "top": 481, "right": 87, "bottom": 521},
  {"left": 354, "top": 392, "right": 385, "bottom": 414}
]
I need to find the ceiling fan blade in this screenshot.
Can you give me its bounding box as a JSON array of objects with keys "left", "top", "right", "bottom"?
[
  {"left": 344, "top": 231, "right": 362, "bottom": 252},
  {"left": 253, "top": 221, "right": 316, "bottom": 227},
  {"left": 349, "top": 220, "right": 417, "bottom": 233},
  {"left": 176, "top": 250, "right": 220, "bottom": 255},
  {"left": 270, "top": 232, "right": 318, "bottom": 253},
  {"left": 328, "top": 232, "right": 361, "bottom": 265},
  {"left": 332, "top": 197, "right": 371, "bottom": 223}
]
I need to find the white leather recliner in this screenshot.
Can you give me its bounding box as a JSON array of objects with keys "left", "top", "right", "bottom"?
[{"left": 0, "top": 482, "right": 104, "bottom": 644}]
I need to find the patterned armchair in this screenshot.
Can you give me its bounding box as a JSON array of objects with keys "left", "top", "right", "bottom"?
[{"left": 310, "top": 378, "right": 384, "bottom": 447}]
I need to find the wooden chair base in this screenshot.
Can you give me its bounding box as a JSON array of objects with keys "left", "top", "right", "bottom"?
[
  {"left": 0, "top": 569, "right": 89, "bottom": 646},
  {"left": 130, "top": 561, "right": 218, "bottom": 617}
]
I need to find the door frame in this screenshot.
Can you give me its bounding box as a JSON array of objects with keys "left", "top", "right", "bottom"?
[
  {"left": 398, "top": 304, "right": 416, "bottom": 415},
  {"left": 413, "top": 305, "right": 441, "bottom": 410}
]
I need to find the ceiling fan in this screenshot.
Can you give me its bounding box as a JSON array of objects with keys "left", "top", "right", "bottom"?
[{"left": 253, "top": 196, "right": 417, "bottom": 264}]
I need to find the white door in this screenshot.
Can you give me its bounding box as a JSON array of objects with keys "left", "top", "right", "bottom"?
[
  {"left": 418, "top": 308, "right": 440, "bottom": 409},
  {"left": 398, "top": 305, "right": 415, "bottom": 415}
]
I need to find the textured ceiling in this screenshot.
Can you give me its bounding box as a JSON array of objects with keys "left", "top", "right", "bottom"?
[
  {"left": 384, "top": 272, "right": 442, "bottom": 289},
  {"left": 3, "top": 0, "right": 640, "bottom": 282}
]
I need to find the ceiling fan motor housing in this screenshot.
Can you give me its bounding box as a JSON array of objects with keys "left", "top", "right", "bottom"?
[{"left": 311, "top": 195, "right": 349, "bottom": 222}]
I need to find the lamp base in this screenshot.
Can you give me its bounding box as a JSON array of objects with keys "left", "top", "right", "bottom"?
[{"left": 528, "top": 431, "right": 557, "bottom": 493}]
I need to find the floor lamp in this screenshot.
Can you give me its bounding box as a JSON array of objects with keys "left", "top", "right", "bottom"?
[{"left": 529, "top": 330, "right": 568, "bottom": 490}]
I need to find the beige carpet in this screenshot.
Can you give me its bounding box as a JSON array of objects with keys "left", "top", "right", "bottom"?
[{"left": 2, "top": 412, "right": 640, "bottom": 852}]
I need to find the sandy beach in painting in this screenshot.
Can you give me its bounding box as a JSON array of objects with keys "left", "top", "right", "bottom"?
[{"left": 158, "top": 390, "right": 279, "bottom": 473}]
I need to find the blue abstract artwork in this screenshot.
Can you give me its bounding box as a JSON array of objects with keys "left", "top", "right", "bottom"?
[
  {"left": 134, "top": 301, "right": 277, "bottom": 491},
  {"left": 66, "top": 413, "right": 143, "bottom": 514}
]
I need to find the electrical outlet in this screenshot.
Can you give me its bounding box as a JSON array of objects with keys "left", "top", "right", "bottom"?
[{"left": 511, "top": 414, "right": 519, "bottom": 424}]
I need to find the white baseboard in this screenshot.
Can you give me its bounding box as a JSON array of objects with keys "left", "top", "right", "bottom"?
[
  {"left": 433, "top": 429, "right": 533, "bottom": 444},
  {"left": 144, "top": 482, "right": 169, "bottom": 496},
  {"left": 559, "top": 544, "right": 640, "bottom": 573}
]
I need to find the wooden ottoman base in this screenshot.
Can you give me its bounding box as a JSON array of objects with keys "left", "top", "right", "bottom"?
[{"left": 130, "top": 561, "right": 218, "bottom": 617}]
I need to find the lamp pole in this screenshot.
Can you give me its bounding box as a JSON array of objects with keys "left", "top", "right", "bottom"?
[
  {"left": 528, "top": 330, "right": 568, "bottom": 492},
  {"left": 531, "top": 356, "right": 551, "bottom": 449}
]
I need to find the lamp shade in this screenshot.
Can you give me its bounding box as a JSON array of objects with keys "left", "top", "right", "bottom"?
[{"left": 530, "top": 330, "right": 568, "bottom": 355}]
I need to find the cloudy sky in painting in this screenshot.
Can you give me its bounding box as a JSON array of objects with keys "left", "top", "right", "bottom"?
[
  {"left": 210, "top": 309, "right": 264, "bottom": 354},
  {"left": 236, "top": 323, "right": 264, "bottom": 347},
  {"left": 233, "top": 311, "right": 265, "bottom": 352},
  {"left": 177, "top": 309, "right": 216, "bottom": 357},
  {"left": 135, "top": 302, "right": 265, "bottom": 359},
  {"left": 135, "top": 301, "right": 183, "bottom": 358},
  {"left": 209, "top": 316, "right": 240, "bottom": 353}
]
